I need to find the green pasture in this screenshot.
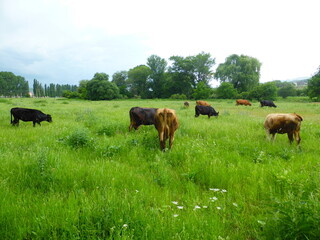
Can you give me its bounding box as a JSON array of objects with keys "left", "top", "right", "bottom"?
[{"left": 0, "top": 98, "right": 319, "bottom": 239}]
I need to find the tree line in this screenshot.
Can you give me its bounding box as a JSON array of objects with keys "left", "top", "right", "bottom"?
[{"left": 1, "top": 52, "right": 319, "bottom": 101}]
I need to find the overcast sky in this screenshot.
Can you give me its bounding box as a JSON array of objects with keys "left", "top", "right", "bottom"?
[{"left": 0, "top": 0, "right": 319, "bottom": 87}]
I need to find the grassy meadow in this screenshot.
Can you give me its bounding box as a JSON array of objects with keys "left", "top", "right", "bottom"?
[{"left": 0, "top": 97, "right": 319, "bottom": 239}]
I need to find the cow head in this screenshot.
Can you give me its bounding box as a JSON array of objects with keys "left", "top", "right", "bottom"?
[
  {"left": 46, "top": 114, "right": 53, "bottom": 122},
  {"left": 210, "top": 110, "right": 219, "bottom": 117}
]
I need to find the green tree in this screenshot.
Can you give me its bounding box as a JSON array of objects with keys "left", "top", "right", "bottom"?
[
  {"left": 307, "top": 67, "right": 320, "bottom": 101},
  {"left": 190, "top": 52, "right": 215, "bottom": 86},
  {"left": 0, "top": 72, "right": 29, "bottom": 97},
  {"left": 249, "top": 82, "right": 278, "bottom": 100},
  {"left": 147, "top": 55, "right": 167, "bottom": 98},
  {"left": 192, "top": 82, "right": 212, "bottom": 99},
  {"left": 78, "top": 80, "right": 89, "bottom": 99},
  {"left": 86, "top": 73, "right": 120, "bottom": 100},
  {"left": 127, "top": 65, "right": 152, "bottom": 98},
  {"left": 215, "top": 54, "right": 261, "bottom": 93},
  {"left": 216, "top": 82, "right": 237, "bottom": 99},
  {"left": 278, "top": 82, "right": 296, "bottom": 98},
  {"left": 112, "top": 71, "right": 131, "bottom": 98},
  {"left": 168, "top": 56, "right": 194, "bottom": 98}
]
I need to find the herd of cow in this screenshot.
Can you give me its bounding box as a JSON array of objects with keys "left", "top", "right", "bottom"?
[{"left": 9, "top": 99, "right": 303, "bottom": 151}]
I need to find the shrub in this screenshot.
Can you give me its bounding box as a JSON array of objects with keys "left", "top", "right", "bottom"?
[
  {"left": 170, "top": 94, "right": 187, "bottom": 100},
  {"left": 65, "top": 129, "right": 92, "bottom": 148}
]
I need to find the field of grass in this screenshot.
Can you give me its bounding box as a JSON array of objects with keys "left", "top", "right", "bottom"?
[{"left": 0, "top": 98, "right": 319, "bottom": 239}]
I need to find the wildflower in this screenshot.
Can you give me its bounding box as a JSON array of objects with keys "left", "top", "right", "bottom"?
[
  {"left": 173, "top": 214, "right": 179, "bottom": 217},
  {"left": 232, "top": 203, "right": 238, "bottom": 207},
  {"left": 257, "top": 220, "right": 266, "bottom": 225},
  {"left": 122, "top": 224, "right": 128, "bottom": 228},
  {"left": 210, "top": 196, "right": 218, "bottom": 201},
  {"left": 135, "top": 190, "right": 139, "bottom": 193},
  {"left": 209, "top": 188, "right": 220, "bottom": 192},
  {"left": 172, "top": 201, "right": 178, "bottom": 205},
  {"left": 221, "top": 189, "right": 227, "bottom": 193},
  {"left": 216, "top": 206, "right": 221, "bottom": 210},
  {"left": 203, "top": 206, "right": 208, "bottom": 208},
  {"left": 177, "top": 206, "right": 183, "bottom": 209},
  {"left": 193, "top": 205, "right": 201, "bottom": 210}
]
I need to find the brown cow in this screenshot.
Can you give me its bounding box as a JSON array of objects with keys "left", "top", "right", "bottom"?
[
  {"left": 264, "top": 113, "right": 303, "bottom": 145},
  {"left": 236, "top": 99, "right": 252, "bottom": 106},
  {"left": 184, "top": 101, "right": 189, "bottom": 107},
  {"left": 154, "top": 108, "right": 179, "bottom": 151},
  {"left": 196, "top": 100, "right": 211, "bottom": 106}
]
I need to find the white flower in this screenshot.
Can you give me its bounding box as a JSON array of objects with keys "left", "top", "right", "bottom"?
[
  {"left": 257, "top": 220, "right": 266, "bottom": 225},
  {"left": 122, "top": 224, "right": 128, "bottom": 228},
  {"left": 177, "top": 206, "right": 183, "bottom": 209},
  {"left": 221, "top": 189, "right": 227, "bottom": 193},
  {"left": 173, "top": 214, "right": 179, "bottom": 217},
  {"left": 203, "top": 206, "right": 208, "bottom": 208},
  {"left": 216, "top": 206, "right": 221, "bottom": 210},
  {"left": 209, "top": 188, "right": 220, "bottom": 192},
  {"left": 135, "top": 190, "right": 139, "bottom": 193},
  {"left": 193, "top": 205, "right": 201, "bottom": 210},
  {"left": 172, "top": 201, "right": 178, "bottom": 205},
  {"left": 210, "top": 196, "right": 218, "bottom": 201},
  {"left": 232, "top": 203, "right": 238, "bottom": 207}
]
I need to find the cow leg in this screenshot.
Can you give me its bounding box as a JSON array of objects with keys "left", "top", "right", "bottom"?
[
  {"left": 265, "top": 129, "right": 271, "bottom": 141},
  {"left": 169, "top": 133, "right": 175, "bottom": 149},
  {"left": 12, "top": 118, "right": 19, "bottom": 126},
  {"left": 33, "top": 121, "right": 36, "bottom": 127},
  {"left": 271, "top": 133, "right": 276, "bottom": 142},
  {"left": 158, "top": 131, "right": 166, "bottom": 151},
  {"left": 294, "top": 131, "right": 301, "bottom": 145},
  {"left": 287, "top": 132, "right": 294, "bottom": 144}
]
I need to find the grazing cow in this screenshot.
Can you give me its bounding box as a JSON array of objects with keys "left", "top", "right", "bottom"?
[
  {"left": 154, "top": 108, "right": 179, "bottom": 151},
  {"left": 11, "top": 107, "right": 52, "bottom": 127},
  {"left": 196, "top": 100, "right": 211, "bottom": 106},
  {"left": 195, "top": 105, "right": 219, "bottom": 118},
  {"left": 236, "top": 99, "right": 252, "bottom": 106},
  {"left": 184, "top": 101, "right": 189, "bottom": 107},
  {"left": 129, "top": 107, "right": 158, "bottom": 131},
  {"left": 260, "top": 100, "right": 277, "bottom": 108},
  {"left": 264, "top": 113, "right": 303, "bottom": 145}
]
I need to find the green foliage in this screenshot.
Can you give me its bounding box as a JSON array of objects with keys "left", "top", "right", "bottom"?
[
  {"left": 86, "top": 73, "right": 120, "bottom": 100},
  {"left": 112, "top": 71, "right": 132, "bottom": 98},
  {"left": 170, "top": 93, "right": 187, "bottom": 99},
  {"left": 63, "top": 90, "right": 80, "bottom": 99},
  {"left": 307, "top": 66, "right": 320, "bottom": 101},
  {"left": 127, "top": 65, "right": 152, "bottom": 98},
  {"left": 249, "top": 82, "right": 278, "bottom": 100},
  {"left": 278, "top": 82, "right": 297, "bottom": 98},
  {"left": 168, "top": 52, "right": 215, "bottom": 98},
  {"left": 64, "top": 128, "right": 92, "bottom": 148},
  {"left": 0, "top": 71, "right": 29, "bottom": 97},
  {"left": 147, "top": 55, "right": 168, "bottom": 98},
  {"left": 192, "top": 81, "right": 212, "bottom": 99},
  {"left": 216, "top": 82, "right": 237, "bottom": 99},
  {"left": 215, "top": 54, "right": 261, "bottom": 93}
]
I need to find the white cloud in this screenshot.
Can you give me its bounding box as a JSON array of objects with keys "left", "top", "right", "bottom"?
[{"left": 0, "top": 0, "right": 319, "bottom": 85}]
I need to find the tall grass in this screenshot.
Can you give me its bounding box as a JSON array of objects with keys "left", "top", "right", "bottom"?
[{"left": 0, "top": 98, "right": 319, "bottom": 239}]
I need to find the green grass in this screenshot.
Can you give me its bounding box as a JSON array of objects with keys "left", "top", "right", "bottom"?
[{"left": 0, "top": 98, "right": 319, "bottom": 239}]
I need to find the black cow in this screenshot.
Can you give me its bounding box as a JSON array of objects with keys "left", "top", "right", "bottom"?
[
  {"left": 11, "top": 107, "right": 52, "bottom": 127},
  {"left": 195, "top": 105, "right": 219, "bottom": 118},
  {"left": 260, "top": 100, "right": 277, "bottom": 108},
  {"left": 129, "top": 107, "right": 158, "bottom": 131}
]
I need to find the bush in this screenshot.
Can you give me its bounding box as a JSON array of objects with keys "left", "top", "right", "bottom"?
[
  {"left": 170, "top": 94, "right": 187, "bottom": 100},
  {"left": 65, "top": 129, "right": 92, "bottom": 148}
]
